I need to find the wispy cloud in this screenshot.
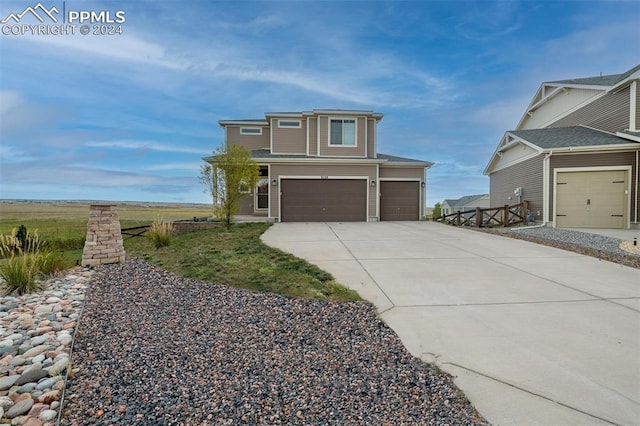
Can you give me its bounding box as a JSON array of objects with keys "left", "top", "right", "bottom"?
[{"left": 85, "top": 140, "right": 209, "bottom": 155}]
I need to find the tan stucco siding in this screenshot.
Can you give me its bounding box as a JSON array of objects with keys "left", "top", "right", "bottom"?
[
  {"left": 308, "top": 117, "right": 317, "bottom": 156},
  {"left": 226, "top": 126, "right": 269, "bottom": 151},
  {"left": 549, "top": 151, "right": 639, "bottom": 223},
  {"left": 550, "top": 87, "right": 631, "bottom": 133},
  {"left": 318, "top": 116, "right": 367, "bottom": 157},
  {"left": 269, "top": 163, "right": 378, "bottom": 219},
  {"left": 521, "top": 88, "right": 603, "bottom": 130},
  {"left": 271, "top": 119, "right": 307, "bottom": 154},
  {"left": 379, "top": 167, "right": 424, "bottom": 179},
  {"left": 489, "top": 154, "right": 544, "bottom": 220}
]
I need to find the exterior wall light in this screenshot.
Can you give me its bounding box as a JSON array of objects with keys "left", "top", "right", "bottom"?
[
  {"left": 271, "top": 179, "right": 278, "bottom": 186},
  {"left": 421, "top": 182, "right": 426, "bottom": 188},
  {"left": 371, "top": 180, "right": 376, "bottom": 187}
]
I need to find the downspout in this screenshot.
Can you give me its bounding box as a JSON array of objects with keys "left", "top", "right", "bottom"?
[
  {"left": 515, "top": 151, "right": 552, "bottom": 230},
  {"left": 636, "top": 150, "right": 640, "bottom": 225},
  {"left": 542, "top": 150, "right": 553, "bottom": 226}
]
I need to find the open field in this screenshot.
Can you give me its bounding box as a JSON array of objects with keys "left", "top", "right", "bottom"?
[{"left": 0, "top": 200, "right": 213, "bottom": 240}]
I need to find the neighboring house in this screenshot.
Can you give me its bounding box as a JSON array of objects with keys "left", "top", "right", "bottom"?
[
  {"left": 485, "top": 64, "right": 640, "bottom": 229},
  {"left": 206, "top": 109, "right": 433, "bottom": 222},
  {"left": 441, "top": 194, "right": 490, "bottom": 216}
]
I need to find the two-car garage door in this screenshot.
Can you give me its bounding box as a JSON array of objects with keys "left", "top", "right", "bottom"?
[
  {"left": 280, "top": 179, "right": 420, "bottom": 222},
  {"left": 281, "top": 179, "right": 367, "bottom": 222},
  {"left": 555, "top": 170, "right": 628, "bottom": 228}
]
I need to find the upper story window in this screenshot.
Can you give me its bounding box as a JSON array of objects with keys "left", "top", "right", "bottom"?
[
  {"left": 240, "top": 127, "right": 262, "bottom": 135},
  {"left": 329, "top": 118, "right": 356, "bottom": 146},
  {"left": 278, "top": 119, "right": 301, "bottom": 128}
]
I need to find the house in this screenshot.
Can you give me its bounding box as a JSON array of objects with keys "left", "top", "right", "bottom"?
[
  {"left": 484, "top": 65, "right": 640, "bottom": 229},
  {"left": 207, "top": 109, "right": 433, "bottom": 222},
  {"left": 441, "top": 194, "right": 490, "bottom": 216}
]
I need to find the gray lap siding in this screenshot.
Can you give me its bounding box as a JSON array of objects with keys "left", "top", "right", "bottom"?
[{"left": 489, "top": 155, "right": 544, "bottom": 220}]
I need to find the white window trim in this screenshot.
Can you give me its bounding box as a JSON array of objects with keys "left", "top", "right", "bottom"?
[
  {"left": 328, "top": 117, "right": 358, "bottom": 147},
  {"left": 278, "top": 119, "right": 302, "bottom": 128},
  {"left": 240, "top": 127, "right": 262, "bottom": 135}
]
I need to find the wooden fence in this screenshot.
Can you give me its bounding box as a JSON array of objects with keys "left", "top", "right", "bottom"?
[{"left": 436, "top": 201, "right": 529, "bottom": 228}]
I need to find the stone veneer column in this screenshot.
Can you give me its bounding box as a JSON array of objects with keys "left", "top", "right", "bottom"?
[{"left": 82, "top": 204, "right": 126, "bottom": 267}]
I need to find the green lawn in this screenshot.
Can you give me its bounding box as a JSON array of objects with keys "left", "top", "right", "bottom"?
[{"left": 125, "top": 223, "right": 361, "bottom": 302}]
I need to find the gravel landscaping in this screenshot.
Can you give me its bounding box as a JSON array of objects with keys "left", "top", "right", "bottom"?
[
  {"left": 479, "top": 226, "right": 640, "bottom": 269},
  {"left": 61, "top": 258, "right": 488, "bottom": 425}
]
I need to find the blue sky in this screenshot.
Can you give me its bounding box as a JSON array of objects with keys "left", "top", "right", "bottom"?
[{"left": 1, "top": 0, "right": 638, "bottom": 207}]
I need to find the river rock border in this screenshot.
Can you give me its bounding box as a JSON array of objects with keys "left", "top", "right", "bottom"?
[{"left": 0, "top": 268, "right": 91, "bottom": 425}]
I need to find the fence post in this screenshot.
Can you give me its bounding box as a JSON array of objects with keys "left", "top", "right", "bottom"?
[
  {"left": 476, "top": 207, "right": 482, "bottom": 228},
  {"left": 522, "top": 201, "right": 529, "bottom": 226},
  {"left": 502, "top": 205, "right": 509, "bottom": 227},
  {"left": 456, "top": 211, "right": 461, "bottom": 226}
]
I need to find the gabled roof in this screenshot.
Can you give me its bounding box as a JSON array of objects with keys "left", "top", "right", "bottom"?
[
  {"left": 443, "top": 194, "right": 489, "bottom": 209},
  {"left": 547, "top": 64, "right": 640, "bottom": 87},
  {"left": 509, "top": 126, "right": 634, "bottom": 149},
  {"left": 516, "top": 64, "right": 640, "bottom": 130}
]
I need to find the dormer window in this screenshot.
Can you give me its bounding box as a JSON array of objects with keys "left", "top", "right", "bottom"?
[
  {"left": 278, "top": 119, "right": 301, "bottom": 128},
  {"left": 329, "top": 118, "right": 356, "bottom": 146},
  {"left": 240, "top": 127, "right": 262, "bottom": 135}
]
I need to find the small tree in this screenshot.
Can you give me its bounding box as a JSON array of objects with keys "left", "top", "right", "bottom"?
[
  {"left": 432, "top": 202, "right": 442, "bottom": 220},
  {"left": 199, "top": 144, "right": 259, "bottom": 227}
]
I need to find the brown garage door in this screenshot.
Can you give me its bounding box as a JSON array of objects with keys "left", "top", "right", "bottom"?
[
  {"left": 281, "top": 179, "right": 367, "bottom": 222},
  {"left": 380, "top": 181, "right": 420, "bottom": 221}
]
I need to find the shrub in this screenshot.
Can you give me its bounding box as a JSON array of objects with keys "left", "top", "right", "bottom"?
[{"left": 147, "top": 219, "right": 174, "bottom": 248}]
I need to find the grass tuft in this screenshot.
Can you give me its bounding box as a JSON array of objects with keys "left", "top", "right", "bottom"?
[
  {"left": 147, "top": 218, "right": 174, "bottom": 248},
  {"left": 0, "top": 253, "right": 44, "bottom": 295}
]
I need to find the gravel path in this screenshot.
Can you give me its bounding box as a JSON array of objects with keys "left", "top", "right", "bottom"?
[{"left": 61, "top": 259, "right": 487, "bottom": 425}]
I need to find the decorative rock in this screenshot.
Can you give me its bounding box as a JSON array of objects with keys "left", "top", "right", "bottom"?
[
  {"left": 38, "top": 409, "right": 57, "bottom": 421},
  {"left": 16, "top": 383, "right": 37, "bottom": 394},
  {"left": 15, "top": 369, "right": 48, "bottom": 387},
  {"left": 4, "top": 397, "right": 33, "bottom": 418},
  {"left": 0, "top": 396, "right": 14, "bottom": 410},
  {"left": 22, "top": 346, "right": 49, "bottom": 359},
  {"left": 0, "top": 268, "right": 90, "bottom": 423},
  {"left": 29, "top": 336, "right": 49, "bottom": 347},
  {"left": 0, "top": 375, "right": 19, "bottom": 391},
  {"left": 35, "top": 376, "right": 62, "bottom": 391},
  {"left": 45, "top": 358, "right": 68, "bottom": 377},
  {"left": 33, "top": 306, "right": 52, "bottom": 315},
  {"left": 27, "top": 402, "right": 48, "bottom": 417},
  {"left": 36, "top": 390, "right": 59, "bottom": 405},
  {"left": 23, "top": 417, "right": 44, "bottom": 426}
]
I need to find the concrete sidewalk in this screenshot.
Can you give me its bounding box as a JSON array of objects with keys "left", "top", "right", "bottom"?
[{"left": 262, "top": 221, "right": 640, "bottom": 425}]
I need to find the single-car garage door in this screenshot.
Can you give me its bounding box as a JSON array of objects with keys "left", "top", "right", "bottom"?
[
  {"left": 281, "top": 179, "right": 367, "bottom": 222},
  {"left": 555, "top": 170, "right": 628, "bottom": 228},
  {"left": 380, "top": 181, "right": 420, "bottom": 221}
]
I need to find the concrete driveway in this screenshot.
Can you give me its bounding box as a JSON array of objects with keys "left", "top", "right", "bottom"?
[{"left": 262, "top": 221, "right": 640, "bottom": 426}]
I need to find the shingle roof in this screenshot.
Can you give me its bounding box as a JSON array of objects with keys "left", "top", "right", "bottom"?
[
  {"left": 250, "top": 150, "right": 433, "bottom": 165},
  {"left": 547, "top": 64, "right": 640, "bottom": 87},
  {"left": 447, "top": 194, "right": 488, "bottom": 209},
  {"left": 509, "top": 126, "right": 637, "bottom": 149},
  {"left": 377, "top": 153, "right": 434, "bottom": 165}
]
